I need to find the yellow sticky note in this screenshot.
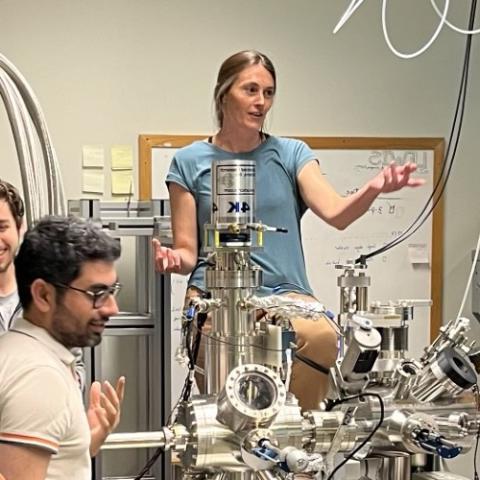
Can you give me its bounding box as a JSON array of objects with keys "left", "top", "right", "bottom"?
[
  {"left": 82, "top": 145, "right": 104, "bottom": 168},
  {"left": 112, "top": 170, "right": 133, "bottom": 195},
  {"left": 82, "top": 170, "right": 104, "bottom": 194},
  {"left": 111, "top": 145, "right": 133, "bottom": 170}
]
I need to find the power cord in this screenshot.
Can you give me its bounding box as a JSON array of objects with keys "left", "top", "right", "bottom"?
[
  {"left": 356, "top": 0, "right": 477, "bottom": 266},
  {"left": 325, "top": 392, "right": 385, "bottom": 480},
  {"left": 473, "top": 384, "right": 479, "bottom": 480},
  {"left": 134, "top": 308, "right": 205, "bottom": 479},
  {"left": 295, "top": 351, "right": 330, "bottom": 375}
]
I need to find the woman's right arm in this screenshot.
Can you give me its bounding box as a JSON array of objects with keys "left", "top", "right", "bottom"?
[{"left": 153, "top": 182, "right": 198, "bottom": 275}]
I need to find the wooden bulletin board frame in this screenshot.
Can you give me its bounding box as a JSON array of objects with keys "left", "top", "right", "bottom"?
[{"left": 138, "top": 134, "right": 445, "bottom": 340}]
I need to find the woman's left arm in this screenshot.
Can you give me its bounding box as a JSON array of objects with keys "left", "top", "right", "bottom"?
[{"left": 297, "top": 160, "right": 425, "bottom": 230}]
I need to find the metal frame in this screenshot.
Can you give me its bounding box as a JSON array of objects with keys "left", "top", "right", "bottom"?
[{"left": 69, "top": 199, "right": 172, "bottom": 480}]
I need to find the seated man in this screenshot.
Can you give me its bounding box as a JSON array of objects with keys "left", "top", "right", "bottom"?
[{"left": 0, "top": 215, "right": 126, "bottom": 480}]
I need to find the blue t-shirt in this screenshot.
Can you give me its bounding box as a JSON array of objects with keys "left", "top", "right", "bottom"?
[{"left": 166, "top": 135, "right": 317, "bottom": 296}]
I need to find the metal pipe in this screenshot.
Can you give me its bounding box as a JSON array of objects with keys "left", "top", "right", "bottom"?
[{"left": 101, "top": 431, "right": 167, "bottom": 451}]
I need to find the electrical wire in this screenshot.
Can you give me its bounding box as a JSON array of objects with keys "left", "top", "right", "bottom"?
[
  {"left": 360, "top": 0, "right": 474, "bottom": 262},
  {"left": 431, "top": 0, "right": 480, "bottom": 34},
  {"left": 382, "top": 0, "right": 450, "bottom": 59},
  {"left": 456, "top": 228, "right": 480, "bottom": 320},
  {"left": 473, "top": 384, "right": 479, "bottom": 480},
  {"left": 356, "top": 0, "right": 477, "bottom": 265},
  {"left": 333, "top": 0, "right": 366, "bottom": 34},
  {"left": 333, "top": 2, "right": 480, "bottom": 57},
  {"left": 194, "top": 323, "right": 283, "bottom": 352},
  {"left": 134, "top": 311, "right": 204, "bottom": 480},
  {"left": 295, "top": 351, "right": 330, "bottom": 375},
  {"left": 325, "top": 392, "right": 385, "bottom": 480},
  {"left": 134, "top": 448, "right": 165, "bottom": 480}
]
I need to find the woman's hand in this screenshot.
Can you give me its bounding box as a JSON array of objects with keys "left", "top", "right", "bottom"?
[
  {"left": 370, "top": 161, "right": 426, "bottom": 193},
  {"left": 152, "top": 238, "right": 182, "bottom": 273}
]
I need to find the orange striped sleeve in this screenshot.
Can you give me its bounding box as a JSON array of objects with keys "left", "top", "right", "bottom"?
[{"left": 0, "top": 432, "right": 59, "bottom": 453}]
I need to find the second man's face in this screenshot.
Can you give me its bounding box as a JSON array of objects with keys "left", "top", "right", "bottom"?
[
  {"left": 0, "top": 200, "right": 20, "bottom": 276},
  {"left": 50, "top": 260, "right": 119, "bottom": 349}
]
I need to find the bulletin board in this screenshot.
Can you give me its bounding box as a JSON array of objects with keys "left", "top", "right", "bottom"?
[{"left": 138, "top": 134, "right": 444, "bottom": 345}]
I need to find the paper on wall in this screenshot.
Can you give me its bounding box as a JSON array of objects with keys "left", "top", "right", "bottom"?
[
  {"left": 111, "top": 145, "right": 133, "bottom": 170},
  {"left": 408, "top": 243, "right": 429, "bottom": 265},
  {"left": 82, "top": 170, "right": 104, "bottom": 194},
  {"left": 82, "top": 145, "right": 105, "bottom": 168},
  {"left": 112, "top": 170, "right": 133, "bottom": 195}
]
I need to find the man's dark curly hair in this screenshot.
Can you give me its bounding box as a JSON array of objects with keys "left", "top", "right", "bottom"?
[
  {"left": 15, "top": 215, "right": 121, "bottom": 309},
  {"left": 0, "top": 179, "right": 24, "bottom": 229}
]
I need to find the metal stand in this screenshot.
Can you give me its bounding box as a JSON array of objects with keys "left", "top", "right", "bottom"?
[{"left": 69, "top": 199, "right": 172, "bottom": 480}]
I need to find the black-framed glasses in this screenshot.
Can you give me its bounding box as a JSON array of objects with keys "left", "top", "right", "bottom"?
[{"left": 52, "top": 282, "right": 122, "bottom": 309}]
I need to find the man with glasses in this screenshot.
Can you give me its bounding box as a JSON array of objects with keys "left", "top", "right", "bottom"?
[{"left": 0, "top": 215, "right": 126, "bottom": 480}]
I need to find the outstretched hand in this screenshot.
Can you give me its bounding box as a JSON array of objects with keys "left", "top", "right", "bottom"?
[
  {"left": 152, "top": 238, "right": 181, "bottom": 273},
  {"left": 371, "top": 162, "right": 425, "bottom": 193},
  {"left": 87, "top": 376, "right": 126, "bottom": 456}
]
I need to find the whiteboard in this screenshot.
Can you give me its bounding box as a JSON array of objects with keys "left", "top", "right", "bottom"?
[
  {"left": 303, "top": 148, "right": 434, "bottom": 359},
  {"left": 139, "top": 135, "right": 444, "bottom": 374}
]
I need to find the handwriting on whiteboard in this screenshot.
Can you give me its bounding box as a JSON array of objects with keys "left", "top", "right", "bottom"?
[{"left": 356, "top": 150, "right": 430, "bottom": 174}]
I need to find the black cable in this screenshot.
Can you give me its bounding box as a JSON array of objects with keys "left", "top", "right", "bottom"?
[
  {"left": 191, "top": 304, "right": 341, "bottom": 353},
  {"left": 181, "top": 315, "right": 196, "bottom": 400},
  {"left": 366, "top": 0, "right": 474, "bottom": 259},
  {"left": 192, "top": 312, "right": 207, "bottom": 364},
  {"left": 359, "top": 16, "right": 472, "bottom": 264},
  {"left": 356, "top": 0, "right": 477, "bottom": 265},
  {"left": 135, "top": 310, "right": 205, "bottom": 480},
  {"left": 134, "top": 448, "right": 165, "bottom": 480},
  {"left": 192, "top": 318, "right": 339, "bottom": 385},
  {"left": 473, "top": 384, "right": 479, "bottom": 480},
  {"left": 325, "top": 392, "right": 385, "bottom": 480},
  {"left": 295, "top": 351, "right": 330, "bottom": 375},
  {"left": 193, "top": 323, "right": 284, "bottom": 352}
]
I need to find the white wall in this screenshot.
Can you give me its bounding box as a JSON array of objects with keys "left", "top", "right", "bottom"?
[{"left": 1, "top": 0, "right": 479, "bottom": 475}]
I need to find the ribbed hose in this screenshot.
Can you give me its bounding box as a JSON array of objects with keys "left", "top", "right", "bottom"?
[
  {"left": 0, "top": 51, "right": 66, "bottom": 224},
  {"left": 0, "top": 71, "right": 40, "bottom": 222}
]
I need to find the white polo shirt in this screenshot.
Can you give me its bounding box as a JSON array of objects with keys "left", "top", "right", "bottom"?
[{"left": 0, "top": 317, "right": 91, "bottom": 479}]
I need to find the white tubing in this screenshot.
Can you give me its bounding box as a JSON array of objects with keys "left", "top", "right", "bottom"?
[{"left": 0, "top": 51, "right": 66, "bottom": 224}]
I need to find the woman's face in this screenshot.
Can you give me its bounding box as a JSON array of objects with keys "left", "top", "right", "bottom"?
[{"left": 221, "top": 64, "right": 275, "bottom": 133}]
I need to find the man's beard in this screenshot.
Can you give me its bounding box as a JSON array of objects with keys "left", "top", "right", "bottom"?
[
  {"left": 51, "top": 304, "right": 105, "bottom": 349},
  {"left": 0, "top": 255, "right": 13, "bottom": 274}
]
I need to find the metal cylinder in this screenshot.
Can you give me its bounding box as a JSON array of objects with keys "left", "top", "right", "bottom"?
[
  {"left": 412, "top": 472, "right": 472, "bottom": 479},
  {"left": 101, "top": 431, "right": 167, "bottom": 450},
  {"left": 361, "top": 451, "right": 410, "bottom": 480},
  {"left": 205, "top": 285, "right": 259, "bottom": 394},
  {"left": 411, "top": 348, "right": 477, "bottom": 402},
  {"left": 303, "top": 410, "right": 357, "bottom": 453},
  {"left": 377, "top": 326, "right": 409, "bottom": 354},
  {"left": 177, "top": 396, "right": 245, "bottom": 471},
  {"left": 212, "top": 159, "right": 256, "bottom": 225},
  {"left": 340, "top": 327, "right": 382, "bottom": 380},
  {"left": 338, "top": 269, "right": 370, "bottom": 315},
  {"left": 176, "top": 395, "right": 304, "bottom": 471},
  {"left": 392, "top": 362, "right": 419, "bottom": 400}
]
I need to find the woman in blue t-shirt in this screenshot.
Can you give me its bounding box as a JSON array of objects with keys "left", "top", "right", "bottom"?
[{"left": 153, "top": 50, "right": 424, "bottom": 410}]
